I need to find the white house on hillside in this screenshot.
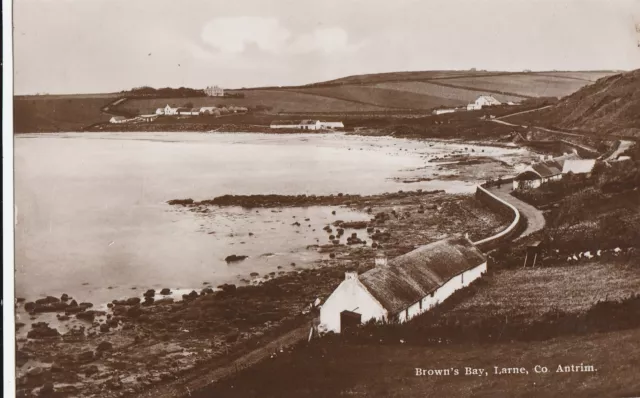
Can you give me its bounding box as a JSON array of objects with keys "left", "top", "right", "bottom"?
[
  {"left": 156, "top": 105, "right": 179, "bottom": 115},
  {"left": 467, "top": 95, "right": 501, "bottom": 110},
  {"left": 319, "top": 236, "right": 487, "bottom": 333},
  {"left": 205, "top": 85, "right": 224, "bottom": 97}
]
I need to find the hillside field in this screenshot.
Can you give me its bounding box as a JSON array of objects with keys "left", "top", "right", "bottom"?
[
  {"left": 14, "top": 95, "right": 118, "bottom": 133},
  {"left": 13, "top": 70, "right": 621, "bottom": 133}
]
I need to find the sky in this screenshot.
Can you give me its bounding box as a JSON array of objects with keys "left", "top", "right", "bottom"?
[{"left": 12, "top": 0, "right": 640, "bottom": 94}]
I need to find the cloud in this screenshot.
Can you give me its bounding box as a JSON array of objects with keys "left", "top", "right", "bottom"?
[
  {"left": 290, "top": 27, "right": 358, "bottom": 54},
  {"left": 197, "top": 17, "right": 360, "bottom": 56},
  {"left": 200, "top": 16, "right": 291, "bottom": 54}
]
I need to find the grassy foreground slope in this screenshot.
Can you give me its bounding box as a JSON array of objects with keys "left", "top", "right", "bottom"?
[{"left": 198, "top": 328, "right": 640, "bottom": 398}]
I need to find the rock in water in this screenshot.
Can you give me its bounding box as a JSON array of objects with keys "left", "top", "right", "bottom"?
[{"left": 225, "top": 255, "right": 248, "bottom": 263}]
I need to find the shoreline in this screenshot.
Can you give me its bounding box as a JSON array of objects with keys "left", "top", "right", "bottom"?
[{"left": 15, "top": 187, "right": 512, "bottom": 397}]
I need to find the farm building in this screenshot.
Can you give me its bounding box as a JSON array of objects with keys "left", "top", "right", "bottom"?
[
  {"left": 562, "top": 159, "right": 596, "bottom": 175},
  {"left": 319, "top": 121, "right": 344, "bottom": 129},
  {"left": 109, "top": 116, "right": 128, "bottom": 124},
  {"left": 156, "top": 105, "right": 179, "bottom": 115},
  {"left": 513, "top": 153, "right": 581, "bottom": 190},
  {"left": 270, "top": 120, "right": 344, "bottom": 130},
  {"left": 205, "top": 85, "right": 224, "bottom": 97},
  {"left": 467, "top": 95, "right": 501, "bottom": 110},
  {"left": 432, "top": 108, "right": 457, "bottom": 115},
  {"left": 177, "top": 108, "right": 200, "bottom": 116},
  {"left": 319, "top": 236, "right": 487, "bottom": 334},
  {"left": 135, "top": 114, "right": 158, "bottom": 122}
]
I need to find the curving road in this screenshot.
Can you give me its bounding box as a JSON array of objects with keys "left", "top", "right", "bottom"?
[{"left": 487, "top": 184, "right": 546, "bottom": 239}]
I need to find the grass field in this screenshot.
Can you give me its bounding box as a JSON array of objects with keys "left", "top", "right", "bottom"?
[
  {"left": 290, "top": 86, "right": 464, "bottom": 109},
  {"left": 374, "top": 81, "right": 526, "bottom": 103},
  {"left": 439, "top": 75, "right": 597, "bottom": 98},
  {"left": 14, "top": 95, "right": 118, "bottom": 133},
  {"left": 121, "top": 89, "right": 390, "bottom": 115},
  {"left": 452, "top": 263, "right": 640, "bottom": 318}
]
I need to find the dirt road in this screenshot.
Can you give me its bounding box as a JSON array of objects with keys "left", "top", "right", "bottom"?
[{"left": 487, "top": 184, "right": 545, "bottom": 239}]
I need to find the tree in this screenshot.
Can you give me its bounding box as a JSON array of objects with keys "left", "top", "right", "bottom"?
[{"left": 184, "top": 102, "right": 194, "bottom": 109}]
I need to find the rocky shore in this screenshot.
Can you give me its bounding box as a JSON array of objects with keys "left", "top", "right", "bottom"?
[{"left": 16, "top": 189, "right": 510, "bottom": 397}]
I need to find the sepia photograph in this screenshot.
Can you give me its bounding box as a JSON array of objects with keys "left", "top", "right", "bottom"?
[{"left": 3, "top": 0, "right": 640, "bottom": 397}]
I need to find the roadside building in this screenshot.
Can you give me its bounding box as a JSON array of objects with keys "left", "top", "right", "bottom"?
[
  {"left": 205, "top": 85, "right": 224, "bottom": 97},
  {"left": 109, "top": 116, "right": 128, "bottom": 124},
  {"left": 467, "top": 95, "right": 501, "bottom": 111},
  {"left": 562, "top": 159, "right": 596, "bottom": 176},
  {"left": 513, "top": 153, "right": 581, "bottom": 190},
  {"left": 319, "top": 236, "right": 487, "bottom": 334}
]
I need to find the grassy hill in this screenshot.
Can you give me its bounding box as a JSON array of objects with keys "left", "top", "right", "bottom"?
[
  {"left": 13, "top": 94, "right": 118, "bottom": 133},
  {"left": 509, "top": 69, "right": 640, "bottom": 138},
  {"left": 13, "top": 70, "right": 621, "bottom": 133}
]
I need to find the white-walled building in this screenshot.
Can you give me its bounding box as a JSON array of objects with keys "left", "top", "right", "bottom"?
[
  {"left": 433, "top": 108, "right": 457, "bottom": 115},
  {"left": 205, "top": 85, "right": 224, "bottom": 97},
  {"left": 467, "top": 95, "right": 501, "bottom": 110},
  {"left": 109, "top": 116, "right": 128, "bottom": 124},
  {"left": 319, "top": 121, "right": 345, "bottom": 129},
  {"left": 319, "top": 236, "right": 487, "bottom": 334},
  {"left": 270, "top": 120, "right": 344, "bottom": 130},
  {"left": 562, "top": 159, "right": 596, "bottom": 175},
  {"left": 156, "top": 105, "right": 179, "bottom": 115},
  {"left": 513, "top": 153, "right": 581, "bottom": 190}
]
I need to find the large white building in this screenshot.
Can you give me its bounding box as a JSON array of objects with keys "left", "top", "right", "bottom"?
[
  {"left": 467, "top": 95, "right": 501, "bottom": 110},
  {"left": 319, "top": 236, "right": 487, "bottom": 334},
  {"left": 205, "top": 85, "right": 224, "bottom": 97}
]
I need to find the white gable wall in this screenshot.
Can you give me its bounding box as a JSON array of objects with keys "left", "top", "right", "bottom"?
[{"left": 320, "top": 277, "right": 387, "bottom": 333}]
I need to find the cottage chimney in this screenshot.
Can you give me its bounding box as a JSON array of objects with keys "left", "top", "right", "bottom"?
[
  {"left": 345, "top": 271, "right": 358, "bottom": 281},
  {"left": 375, "top": 252, "right": 388, "bottom": 267}
]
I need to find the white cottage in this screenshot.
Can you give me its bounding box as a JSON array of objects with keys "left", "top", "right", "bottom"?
[
  {"left": 155, "top": 104, "right": 179, "bottom": 116},
  {"left": 319, "top": 236, "right": 487, "bottom": 333},
  {"left": 513, "top": 153, "right": 581, "bottom": 190},
  {"left": 467, "top": 95, "right": 501, "bottom": 110}
]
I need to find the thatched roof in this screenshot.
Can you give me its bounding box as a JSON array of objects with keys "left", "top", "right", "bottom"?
[{"left": 359, "top": 236, "right": 486, "bottom": 314}]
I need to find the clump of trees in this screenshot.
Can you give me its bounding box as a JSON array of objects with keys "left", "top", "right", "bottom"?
[{"left": 122, "top": 86, "right": 206, "bottom": 98}]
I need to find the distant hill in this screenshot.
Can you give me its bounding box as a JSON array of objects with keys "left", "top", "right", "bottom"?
[
  {"left": 14, "top": 70, "right": 622, "bottom": 133},
  {"left": 516, "top": 69, "right": 640, "bottom": 138}
]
